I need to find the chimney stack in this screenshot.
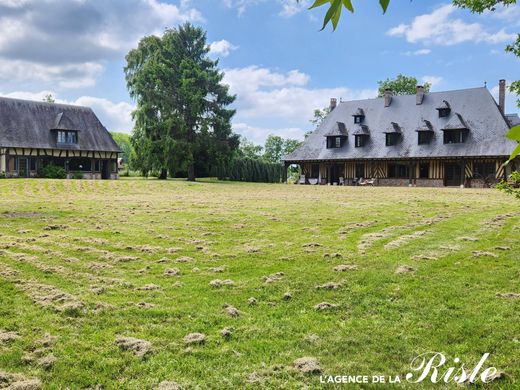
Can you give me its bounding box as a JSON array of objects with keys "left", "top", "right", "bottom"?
[
  {"left": 498, "top": 79, "right": 506, "bottom": 114},
  {"left": 416, "top": 85, "right": 424, "bottom": 105},
  {"left": 384, "top": 89, "right": 393, "bottom": 107},
  {"left": 330, "top": 98, "right": 337, "bottom": 111}
]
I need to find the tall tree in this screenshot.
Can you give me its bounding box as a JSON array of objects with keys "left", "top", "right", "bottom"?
[
  {"left": 125, "top": 23, "right": 237, "bottom": 180},
  {"left": 263, "top": 135, "right": 302, "bottom": 163},
  {"left": 310, "top": 106, "right": 330, "bottom": 129},
  {"left": 378, "top": 74, "right": 431, "bottom": 97}
]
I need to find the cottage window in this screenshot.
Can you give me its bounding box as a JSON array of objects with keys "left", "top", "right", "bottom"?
[
  {"left": 326, "top": 136, "right": 345, "bottom": 149},
  {"left": 311, "top": 164, "right": 319, "bottom": 178},
  {"left": 388, "top": 164, "right": 409, "bottom": 179},
  {"left": 57, "top": 130, "right": 78, "bottom": 144},
  {"left": 94, "top": 160, "right": 101, "bottom": 172},
  {"left": 443, "top": 129, "right": 465, "bottom": 144},
  {"left": 354, "top": 135, "right": 366, "bottom": 147},
  {"left": 473, "top": 162, "right": 495, "bottom": 178},
  {"left": 30, "top": 158, "right": 36, "bottom": 171},
  {"left": 419, "top": 163, "right": 429, "bottom": 179},
  {"left": 386, "top": 133, "right": 399, "bottom": 146},
  {"left": 418, "top": 132, "right": 432, "bottom": 145},
  {"left": 438, "top": 108, "right": 450, "bottom": 118},
  {"left": 354, "top": 116, "right": 363, "bottom": 124}
]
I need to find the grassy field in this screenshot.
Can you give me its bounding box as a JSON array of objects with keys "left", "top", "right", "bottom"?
[{"left": 0, "top": 178, "right": 519, "bottom": 389}]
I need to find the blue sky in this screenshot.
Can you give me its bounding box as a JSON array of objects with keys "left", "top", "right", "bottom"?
[{"left": 0, "top": 0, "right": 518, "bottom": 144}]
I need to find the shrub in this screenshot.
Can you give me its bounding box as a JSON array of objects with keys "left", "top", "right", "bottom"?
[
  {"left": 0, "top": 171, "right": 6, "bottom": 179},
  {"left": 497, "top": 170, "right": 520, "bottom": 199},
  {"left": 72, "top": 172, "right": 84, "bottom": 180},
  {"left": 39, "top": 164, "right": 67, "bottom": 179}
]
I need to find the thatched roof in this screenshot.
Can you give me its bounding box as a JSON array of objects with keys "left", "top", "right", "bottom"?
[{"left": 0, "top": 97, "right": 120, "bottom": 152}]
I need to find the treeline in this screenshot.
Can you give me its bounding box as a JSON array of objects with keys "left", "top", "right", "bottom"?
[{"left": 212, "top": 158, "right": 284, "bottom": 183}]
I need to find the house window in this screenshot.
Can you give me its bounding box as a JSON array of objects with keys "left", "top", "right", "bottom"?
[
  {"left": 473, "top": 162, "right": 496, "bottom": 178},
  {"left": 355, "top": 164, "right": 364, "bottom": 178},
  {"left": 419, "top": 163, "right": 429, "bottom": 179},
  {"left": 418, "top": 132, "right": 432, "bottom": 145},
  {"left": 94, "top": 160, "right": 100, "bottom": 172},
  {"left": 388, "top": 164, "right": 409, "bottom": 179},
  {"left": 327, "top": 136, "right": 345, "bottom": 149},
  {"left": 354, "top": 116, "right": 363, "bottom": 124},
  {"left": 57, "top": 130, "right": 78, "bottom": 144},
  {"left": 355, "top": 135, "right": 366, "bottom": 147},
  {"left": 30, "top": 158, "right": 37, "bottom": 171},
  {"left": 438, "top": 108, "right": 451, "bottom": 118},
  {"left": 443, "top": 129, "right": 465, "bottom": 144},
  {"left": 311, "top": 164, "right": 319, "bottom": 178},
  {"left": 386, "top": 133, "right": 399, "bottom": 146}
]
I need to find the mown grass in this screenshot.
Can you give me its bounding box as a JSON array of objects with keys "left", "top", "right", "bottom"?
[{"left": 0, "top": 178, "right": 519, "bottom": 389}]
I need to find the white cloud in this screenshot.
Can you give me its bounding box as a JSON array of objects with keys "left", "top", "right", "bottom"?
[
  {"left": 209, "top": 40, "right": 238, "bottom": 57},
  {"left": 1, "top": 90, "right": 134, "bottom": 132},
  {"left": 0, "top": 0, "right": 204, "bottom": 89},
  {"left": 404, "top": 49, "right": 431, "bottom": 56},
  {"left": 223, "top": 65, "right": 377, "bottom": 130},
  {"left": 233, "top": 122, "right": 304, "bottom": 144},
  {"left": 279, "top": 0, "right": 310, "bottom": 17},
  {"left": 387, "top": 4, "right": 515, "bottom": 45},
  {"left": 222, "top": 0, "right": 264, "bottom": 16},
  {"left": 421, "top": 75, "right": 443, "bottom": 89},
  {"left": 0, "top": 59, "right": 102, "bottom": 89}
]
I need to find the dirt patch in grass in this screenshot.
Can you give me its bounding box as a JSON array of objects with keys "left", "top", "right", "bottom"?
[
  {"left": 0, "top": 371, "right": 41, "bottom": 389},
  {"left": 384, "top": 231, "right": 428, "bottom": 249},
  {"left": 333, "top": 264, "right": 357, "bottom": 272},
  {"left": 262, "top": 272, "right": 284, "bottom": 283},
  {"left": 472, "top": 251, "right": 498, "bottom": 258},
  {"left": 18, "top": 281, "right": 84, "bottom": 315},
  {"left": 316, "top": 282, "right": 342, "bottom": 290},
  {"left": 223, "top": 304, "right": 240, "bottom": 317},
  {"left": 184, "top": 333, "right": 205, "bottom": 345},
  {"left": 209, "top": 279, "right": 234, "bottom": 287},
  {"left": 396, "top": 265, "right": 415, "bottom": 274},
  {"left": 164, "top": 268, "right": 180, "bottom": 277},
  {"left": 293, "top": 357, "right": 321, "bottom": 374},
  {"left": 314, "top": 302, "right": 338, "bottom": 311},
  {"left": 496, "top": 293, "right": 520, "bottom": 299},
  {"left": 157, "top": 381, "right": 181, "bottom": 390},
  {"left": 115, "top": 336, "right": 152, "bottom": 358},
  {"left": 0, "top": 330, "right": 20, "bottom": 344}
]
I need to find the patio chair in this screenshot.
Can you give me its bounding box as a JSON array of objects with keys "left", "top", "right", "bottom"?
[{"left": 298, "top": 175, "right": 306, "bottom": 184}]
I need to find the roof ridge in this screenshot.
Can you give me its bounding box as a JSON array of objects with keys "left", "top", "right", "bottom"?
[{"left": 0, "top": 96, "right": 92, "bottom": 111}]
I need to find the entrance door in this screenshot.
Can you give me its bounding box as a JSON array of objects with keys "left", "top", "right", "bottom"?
[
  {"left": 330, "top": 164, "right": 341, "bottom": 184},
  {"left": 445, "top": 163, "right": 462, "bottom": 186},
  {"left": 101, "top": 160, "right": 110, "bottom": 180},
  {"left": 355, "top": 163, "right": 365, "bottom": 179},
  {"left": 18, "top": 158, "right": 28, "bottom": 178}
]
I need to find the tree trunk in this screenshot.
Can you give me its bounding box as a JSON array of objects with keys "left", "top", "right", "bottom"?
[
  {"left": 187, "top": 164, "right": 195, "bottom": 182},
  {"left": 159, "top": 168, "right": 168, "bottom": 180}
]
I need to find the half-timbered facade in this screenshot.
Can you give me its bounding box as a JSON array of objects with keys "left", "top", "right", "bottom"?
[
  {"left": 0, "top": 97, "right": 120, "bottom": 179},
  {"left": 283, "top": 81, "right": 519, "bottom": 187}
]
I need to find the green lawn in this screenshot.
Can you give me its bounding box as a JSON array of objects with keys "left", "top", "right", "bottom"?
[{"left": 0, "top": 178, "right": 519, "bottom": 389}]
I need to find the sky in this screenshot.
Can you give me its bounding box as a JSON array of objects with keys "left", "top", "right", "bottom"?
[{"left": 0, "top": 0, "right": 518, "bottom": 145}]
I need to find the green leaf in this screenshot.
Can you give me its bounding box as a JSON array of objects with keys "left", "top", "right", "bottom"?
[
  {"left": 309, "top": 0, "right": 330, "bottom": 10},
  {"left": 332, "top": 2, "right": 343, "bottom": 30},
  {"left": 320, "top": 0, "right": 341, "bottom": 31},
  {"left": 506, "top": 124, "right": 520, "bottom": 141},
  {"left": 341, "top": 0, "right": 354, "bottom": 12},
  {"left": 508, "top": 142, "right": 520, "bottom": 163},
  {"left": 379, "top": 0, "right": 390, "bottom": 13}
]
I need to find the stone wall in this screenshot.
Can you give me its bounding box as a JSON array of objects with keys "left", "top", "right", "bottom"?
[{"left": 415, "top": 179, "right": 444, "bottom": 187}]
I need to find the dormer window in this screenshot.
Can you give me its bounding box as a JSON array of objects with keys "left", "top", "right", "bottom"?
[
  {"left": 355, "top": 135, "right": 368, "bottom": 147},
  {"left": 57, "top": 130, "right": 78, "bottom": 144},
  {"left": 326, "top": 136, "right": 346, "bottom": 148},
  {"left": 442, "top": 113, "right": 469, "bottom": 144},
  {"left": 352, "top": 108, "right": 365, "bottom": 124},
  {"left": 436, "top": 100, "right": 451, "bottom": 118},
  {"left": 416, "top": 119, "right": 434, "bottom": 145},
  {"left": 384, "top": 122, "right": 401, "bottom": 147}
]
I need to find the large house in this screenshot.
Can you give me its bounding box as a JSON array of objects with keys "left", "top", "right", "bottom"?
[
  {"left": 284, "top": 80, "right": 519, "bottom": 187},
  {"left": 0, "top": 97, "right": 120, "bottom": 179}
]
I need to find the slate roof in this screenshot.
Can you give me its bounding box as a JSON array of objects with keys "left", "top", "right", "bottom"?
[
  {"left": 0, "top": 97, "right": 120, "bottom": 152},
  {"left": 284, "top": 87, "right": 517, "bottom": 162},
  {"left": 324, "top": 122, "right": 347, "bottom": 137}
]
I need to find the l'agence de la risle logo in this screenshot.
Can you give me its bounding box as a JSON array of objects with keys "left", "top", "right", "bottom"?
[{"left": 320, "top": 352, "right": 500, "bottom": 385}]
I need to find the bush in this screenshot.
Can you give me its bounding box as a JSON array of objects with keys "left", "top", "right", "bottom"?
[
  {"left": 72, "top": 172, "right": 84, "bottom": 180},
  {"left": 39, "top": 164, "right": 67, "bottom": 179},
  {"left": 497, "top": 170, "right": 520, "bottom": 199},
  {"left": 0, "top": 171, "right": 5, "bottom": 179}
]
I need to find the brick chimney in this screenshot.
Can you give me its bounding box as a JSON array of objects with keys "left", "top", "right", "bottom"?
[
  {"left": 416, "top": 85, "right": 425, "bottom": 105},
  {"left": 330, "top": 98, "right": 337, "bottom": 111},
  {"left": 384, "top": 89, "right": 393, "bottom": 107},
  {"left": 498, "top": 79, "right": 506, "bottom": 114}
]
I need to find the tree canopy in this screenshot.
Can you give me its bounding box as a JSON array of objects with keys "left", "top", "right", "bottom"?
[
  {"left": 125, "top": 23, "right": 239, "bottom": 180},
  {"left": 378, "top": 74, "right": 431, "bottom": 97}
]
